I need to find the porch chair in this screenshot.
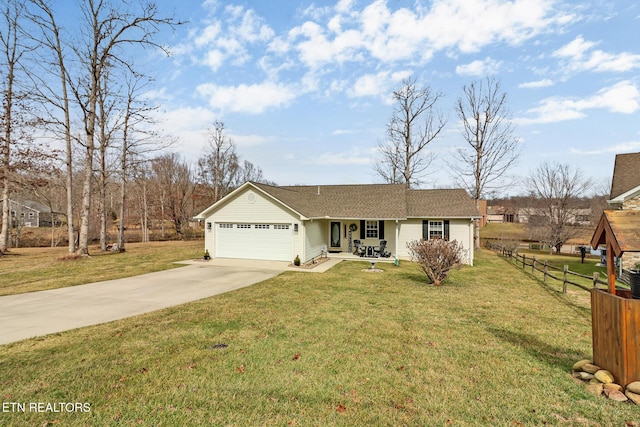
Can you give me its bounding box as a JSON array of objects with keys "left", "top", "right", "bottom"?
[
  {"left": 353, "top": 240, "right": 366, "bottom": 257},
  {"left": 373, "top": 240, "right": 391, "bottom": 258}
]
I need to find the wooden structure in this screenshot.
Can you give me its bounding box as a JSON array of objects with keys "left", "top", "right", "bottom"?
[{"left": 590, "top": 210, "right": 640, "bottom": 387}]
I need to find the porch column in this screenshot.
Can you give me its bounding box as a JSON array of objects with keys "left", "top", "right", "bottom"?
[{"left": 395, "top": 220, "right": 400, "bottom": 263}]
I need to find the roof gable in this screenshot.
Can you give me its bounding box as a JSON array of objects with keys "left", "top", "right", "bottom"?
[
  {"left": 591, "top": 210, "right": 640, "bottom": 256},
  {"left": 609, "top": 152, "right": 640, "bottom": 201}
]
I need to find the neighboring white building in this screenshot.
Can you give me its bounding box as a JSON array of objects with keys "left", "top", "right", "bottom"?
[{"left": 196, "top": 182, "right": 481, "bottom": 265}]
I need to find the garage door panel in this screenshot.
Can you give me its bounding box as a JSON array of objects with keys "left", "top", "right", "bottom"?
[{"left": 216, "top": 223, "right": 292, "bottom": 261}]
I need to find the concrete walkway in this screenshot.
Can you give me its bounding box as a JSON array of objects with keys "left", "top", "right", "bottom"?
[{"left": 0, "top": 259, "right": 298, "bottom": 346}]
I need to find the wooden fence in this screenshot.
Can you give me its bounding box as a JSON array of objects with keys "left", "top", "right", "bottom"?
[{"left": 485, "top": 241, "right": 610, "bottom": 293}]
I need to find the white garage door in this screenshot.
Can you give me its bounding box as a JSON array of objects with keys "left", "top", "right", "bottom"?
[{"left": 215, "top": 223, "right": 292, "bottom": 261}]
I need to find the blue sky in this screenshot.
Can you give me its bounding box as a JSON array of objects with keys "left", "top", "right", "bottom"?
[{"left": 71, "top": 1, "right": 640, "bottom": 194}]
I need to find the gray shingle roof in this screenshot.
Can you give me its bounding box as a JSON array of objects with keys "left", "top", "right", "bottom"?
[
  {"left": 252, "top": 182, "right": 479, "bottom": 219},
  {"left": 610, "top": 152, "right": 640, "bottom": 200}
]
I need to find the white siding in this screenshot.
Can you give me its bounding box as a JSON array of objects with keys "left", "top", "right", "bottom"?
[
  {"left": 396, "top": 218, "right": 474, "bottom": 265},
  {"left": 304, "top": 220, "right": 326, "bottom": 261}
]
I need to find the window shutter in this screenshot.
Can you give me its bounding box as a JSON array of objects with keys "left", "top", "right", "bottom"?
[
  {"left": 360, "top": 220, "right": 365, "bottom": 239},
  {"left": 422, "top": 220, "right": 428, "bottom": 240},
  {"left": 379, "top": 221, "right": 385, "bottom": 240},
  {"left": 444, "top": 220, "right": 450, "bottom": 241}
]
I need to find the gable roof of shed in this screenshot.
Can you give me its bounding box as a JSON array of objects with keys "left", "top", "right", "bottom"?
[
  {"left": 250, "top": 182, "right": 480, "bottom": 219},
  {"left": 609, "top": 152, "right": 640, "bottom": 200},
  {"left": 591, "top": 210, "right": 640, "bottom": 256}
]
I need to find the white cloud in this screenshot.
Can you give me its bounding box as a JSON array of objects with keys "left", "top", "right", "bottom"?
[
  {"left": 424, "top": 0, "right": 569, "bottom": 53},
  {"left": 314, "top": 147, "right": 377, "bottom": 165},
  {"left": 553, "top": 35, "right": 640, "bottom": 73},
  {"left": 229, "top": 133, "right": 273, "bottom": 147},
  {"left": 196, "top": 81, "right": 298, "bottom": 114},
  {"left": 282, "top": 0, "right": 566, "bottom": 70},
  {"left": 455, "top": 58, "right": 501, "bottom": 76},
  {"left": 570, "top": 140, "right": 640, "bottom": 156},
  {"left": 517, "top": 81, "right": 640, "bottom": 124},
  {"left": 519, "top": 79, "right": 554, "bottom": 88},
  {"left": 189, "top": 6, "right": 275, "bottom": 72},
  {"left": 348, "top": 70, "right": 411, "bottom": 99}
]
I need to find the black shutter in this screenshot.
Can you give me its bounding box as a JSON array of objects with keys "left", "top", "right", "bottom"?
[
  {"left": 360, "top": 220, "right": 365, "bottom": 239},
  {"left": 379, "top": 221, "right": 385, "bottom": 240},
  {"left": 444, "top": 220, "right": 450, "bottom": 241},
  {"left": 422, "top": 220, "right": 428, "bottom": 240}
]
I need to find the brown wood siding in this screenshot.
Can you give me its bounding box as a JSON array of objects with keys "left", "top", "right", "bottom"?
[{"left": 591, "top": 289, "right": 640, "bottom": 387}]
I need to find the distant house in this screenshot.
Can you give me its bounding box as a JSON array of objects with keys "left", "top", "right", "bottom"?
[
  {"left": 0, "top": 199, "right": 63, "bottom": 228},
  {"left": 196, "top": 182, "right": 481, "bottom": 265},
  {"left": 486, "top": 205, "right": 517, "bottom": 223},
  {"left": 606, "top": 152, "right": 640, "bottom": 271}
]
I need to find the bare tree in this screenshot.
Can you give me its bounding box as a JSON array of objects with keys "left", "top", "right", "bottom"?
[
  {"left": 0, "top": 0, "right": 32, "bottom": 254},
  {"left": 68, "top": 0, "right": 181, "bottom": 256},
  {"left": 375, "top": 78, "right": 446, "bottom": 188},
  {"left": 27, "top": 0, "right": 77, "bottom": 254},
  {"left": 526, "top": 162, "right": 592, "bottom": 254},
  {"left": 448, "top": 77, "right": 521, "bottom": 249},
  {"left": 115, "top": 73, "right": 168, "bottom": 250},
  {"left": 197, "top": 121, "right": 240, "bottom": 203},
  {"left": 151, "top": 153, "right": 195, "bottom": 238},
  {"left": 449, "top": 77, "right": 520, "bottom": 200}
]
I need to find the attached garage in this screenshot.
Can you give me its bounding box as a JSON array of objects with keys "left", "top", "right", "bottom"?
[{"left": 215, "top": 223, "right": 292, "bottom": 261}]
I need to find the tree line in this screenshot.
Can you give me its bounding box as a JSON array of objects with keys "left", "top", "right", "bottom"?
[{"left": 0, "top": 0, "right": 269, "bottom": 255}]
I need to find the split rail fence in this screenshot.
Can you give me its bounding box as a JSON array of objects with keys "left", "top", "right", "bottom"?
[{"left": 485, "top": 241, "right": 610, "bottom": 293}]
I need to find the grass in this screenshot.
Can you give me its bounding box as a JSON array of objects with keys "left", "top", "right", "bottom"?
[
  {"left": 1, "top": 250, "right": 639, "bottom": 426},
  {"left": 0, "top": 240, "right": 203, "bottom": 296}
]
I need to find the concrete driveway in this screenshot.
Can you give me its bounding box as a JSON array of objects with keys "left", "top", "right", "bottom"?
[{"left": 0, "top": 259, "right": 290, "bottom": 346}]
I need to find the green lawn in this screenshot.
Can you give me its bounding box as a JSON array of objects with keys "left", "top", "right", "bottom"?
[
  {"left": 0, "top": 241, "right": 203, "bottom": 295},
  {"left": 1, "top": 250, "right": 638, "bottom": 426}
]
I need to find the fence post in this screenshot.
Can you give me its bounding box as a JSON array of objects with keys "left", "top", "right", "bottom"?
[
  {"left": 593, "top": 272, "right": 600, "bottom": 289},
  {"left": 543, "top": 261, "right": 548, "bottom": 282},
  {"left": 563, "top": 265, "right": 568, "bottom": 293},
  {"left": 532, "top": 256, "right": 536, "bottom": 274}
]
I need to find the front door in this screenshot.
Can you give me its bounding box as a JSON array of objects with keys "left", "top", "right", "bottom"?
[{"left": 330, "top": 221, "right": 341, "bottom": 249}]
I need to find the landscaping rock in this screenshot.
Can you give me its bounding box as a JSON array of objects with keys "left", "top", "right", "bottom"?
[
  {"left": 625, "top": 390, "right": 640, "bottom": 405},
  {"left": 626, "top": 381, "right": 640, "bottom": 394},
  {"left": 581, "top": 363, "right": 601, "bottom": 374},
  {"left": 573, "top": 359, "right": 593, "bottom": 371},
  {"left": 576, "top": 372, "right": 594, "bottom": 380},
  {"left": 594, "top": 370, "right": 615, "bottom": 384},
  {"left": 604, "top": 389, "right": 628, "bottom": 402},
  {"left": 586, "top": 383, "right": 603, "bottom": 396},
  {"left": 603, "top": 383, "right": 623, "bottom": 392}
]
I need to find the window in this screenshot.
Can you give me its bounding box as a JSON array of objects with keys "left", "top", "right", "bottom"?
[
  {"left": 429, "top": 220, "right": 443, "bottom": 239},
  {"left": 218, "top": 223, "right": 233, "bottom": 229},
  {"left": 28, "top": 212, "right": 34, "bottom": 218},
  {"left": 237, "top": 224, "right": 251, "bottom": 229},
  {"left": 255, "top": 224, "right": 270, "bottom": 230},
  {"left": 274, "top": 224, "right": 290, "bottom": 230},
  {"left": 365, "top": 220, "right": 378, "bottom": 238},
  {"left": 422, "top": 220, "right": 450, "bottom": 241}
]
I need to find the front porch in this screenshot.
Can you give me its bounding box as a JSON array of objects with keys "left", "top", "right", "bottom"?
[{"left": 322, "top": 219, "right": 398, "bottom": 260}]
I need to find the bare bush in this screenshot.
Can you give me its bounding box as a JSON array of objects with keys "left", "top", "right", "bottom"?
[{"left": 407, "top": 239, "right": 466, "bottom": 286}]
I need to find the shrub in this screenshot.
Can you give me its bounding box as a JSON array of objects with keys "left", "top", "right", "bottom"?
[
  {"left": 407, "top": 239, "right": 465, "bottom": 286},
  {"left": 294, "top": 255, "right": 301, "bottom": 266}
]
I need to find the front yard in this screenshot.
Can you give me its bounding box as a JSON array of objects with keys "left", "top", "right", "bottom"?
[{"left": 0, "top": 250, "right": 638, "bottom": 426}]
